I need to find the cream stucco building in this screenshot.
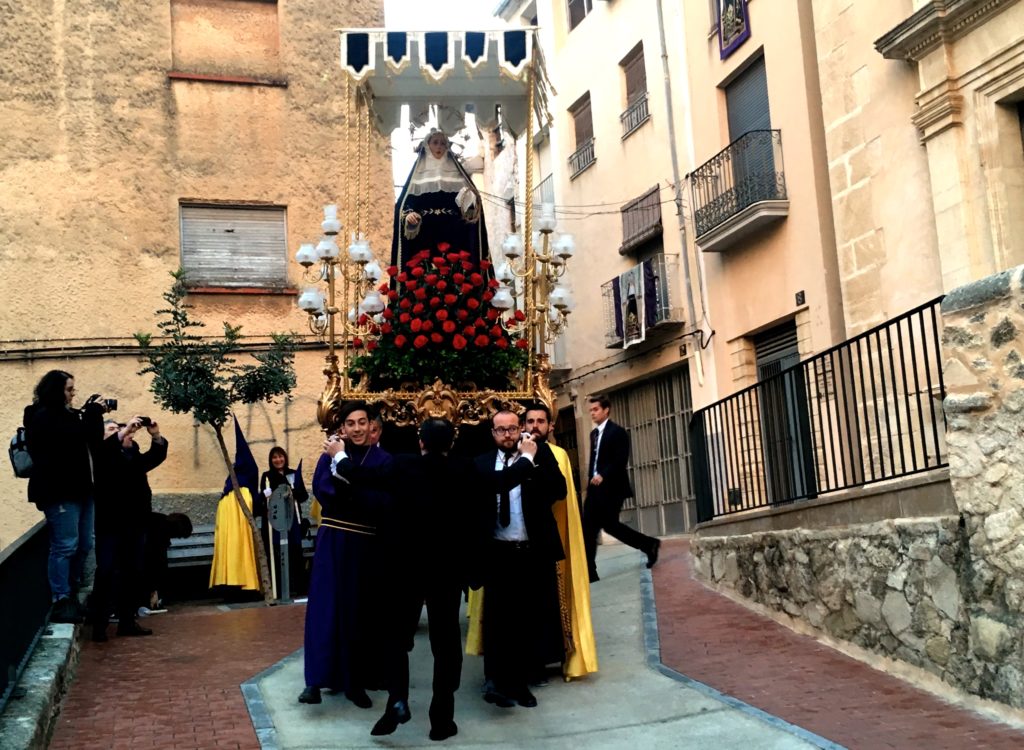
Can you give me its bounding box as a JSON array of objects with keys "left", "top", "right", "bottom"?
[{"left": 0, "top": 0, "right": 392, "bottom": 552}]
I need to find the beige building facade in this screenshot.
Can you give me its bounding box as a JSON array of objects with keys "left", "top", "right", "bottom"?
[
  {"left": 495, "top": 0, "right": 701, "bottom": 533},
  {"left": 0, "top": 0, "right": 391, "bottom": 552}
]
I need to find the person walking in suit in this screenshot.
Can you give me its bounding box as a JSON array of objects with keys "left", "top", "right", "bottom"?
[
  {"left": 583, "top": 395, "right": 660, "bottom": 582},
  {"left": 337, "top": 418, "right": 477, "bottom": 742},
  {"left": 474, "top": 410, "right": 566, "bottom": 709}
]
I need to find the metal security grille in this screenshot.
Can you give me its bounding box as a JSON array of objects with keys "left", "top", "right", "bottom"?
[
  {"left": 180, "top": 204, "right": 288, "bottom": 288},
  {"left": 608, "top": 367, "right": 695, "bottom": 534}
]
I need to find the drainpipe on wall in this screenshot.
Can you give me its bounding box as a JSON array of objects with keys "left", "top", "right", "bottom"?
[{"left": 656, "top": 0, "right": 705, "bottom": 387}]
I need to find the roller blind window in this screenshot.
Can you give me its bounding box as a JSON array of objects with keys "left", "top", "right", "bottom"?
[{"left": 180, "top": 205, "right": 288, "bottom": 288}]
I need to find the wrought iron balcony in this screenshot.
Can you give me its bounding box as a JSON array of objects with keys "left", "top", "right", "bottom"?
[
  {"left": 620, "top": 93, "right": 650, "bottom": 139},
  {"left": 690, "top": 129, "right": 789, "bottom": 252},
  {"left": 568, "top": 137, "right": 596, "bottom": 179},
  {"left": 601, "top": 253, "right": 685, "bottom": 348}
]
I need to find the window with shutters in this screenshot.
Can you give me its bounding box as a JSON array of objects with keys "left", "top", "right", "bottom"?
[
  {"left": 619, "top": 186, "right": 662, "bottom": 254},
  {"left": 620, "top": 43, "right": 650, "bottom": 138},
  {"left": 180, "top": 204, "right": 289, "bottom": 290},
  {"left": 567, "top": 0, "right": 593, "bottom": 31},
  {"left": 568, "top": 93, "right": 596, "bottom": 178}
]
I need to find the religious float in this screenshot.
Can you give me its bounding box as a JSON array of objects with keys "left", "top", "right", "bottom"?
[{"left": 295, "top": 28, "right": 576, "bottom": 433}]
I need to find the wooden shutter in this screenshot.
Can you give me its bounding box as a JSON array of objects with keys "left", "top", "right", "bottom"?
[
  {"left": 180, "top": 205, "right": 288, "bottom": 288},
  {"left": 725, "top": 56, "right": 770, "bottom": 142},
  {"left": 571, "top": 94, "right": 593, "bottom": 146},
  {"left": 623, "top": 44, "right": 647, "bottom": 104}
]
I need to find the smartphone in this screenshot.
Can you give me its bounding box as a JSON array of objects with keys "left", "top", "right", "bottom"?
[{"left": 138, "top": 417, "right": 153, "bottom": 427}]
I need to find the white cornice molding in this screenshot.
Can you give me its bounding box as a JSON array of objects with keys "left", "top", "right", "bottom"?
[{"left": 875, "top": 0, "right": 1019, "bottom": 62}]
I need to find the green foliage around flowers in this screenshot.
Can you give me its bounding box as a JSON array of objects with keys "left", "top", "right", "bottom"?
[{"left": 349, "top": 244, "right": 529, "bottom": 390}]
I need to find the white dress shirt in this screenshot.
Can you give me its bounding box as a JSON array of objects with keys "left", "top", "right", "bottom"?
[{"left": 493, "top": 451, "right": 533, "bottom": 542}]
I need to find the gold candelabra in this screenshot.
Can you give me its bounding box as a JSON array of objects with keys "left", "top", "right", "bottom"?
[{"left": 293, "top": 65, "right": 574, "bottom": 431}]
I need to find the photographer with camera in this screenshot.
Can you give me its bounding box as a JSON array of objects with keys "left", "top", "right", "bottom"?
[
  {"left": 89, "top": 415, "right": 168, "bottom": 641},
  {"left": 24, "top": 370, "right": 112, "bottom": 624}
]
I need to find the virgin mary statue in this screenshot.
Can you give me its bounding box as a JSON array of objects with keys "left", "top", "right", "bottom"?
[{"left": 390, "top": 129, "right": 490, "bottom": 269}]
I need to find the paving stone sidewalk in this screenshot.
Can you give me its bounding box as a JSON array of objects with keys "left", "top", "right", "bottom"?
[
  {"left": 651, "top": 538, "right": 1024, "bottom": 750},
  {"left": 44, "top": 537, "right": 1024, "bottom": 749}
]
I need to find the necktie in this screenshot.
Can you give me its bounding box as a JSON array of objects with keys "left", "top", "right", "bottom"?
[
  {"left": 589, "top": 428, "right": 599, "bottom": 478},
  {"left": 499, "top": 453, "right": 513, "bottom": 528}
]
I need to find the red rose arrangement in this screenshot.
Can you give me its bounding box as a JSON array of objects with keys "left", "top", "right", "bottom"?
[{"left": 349, "top": 243, "right": 529, "bottom": 389}]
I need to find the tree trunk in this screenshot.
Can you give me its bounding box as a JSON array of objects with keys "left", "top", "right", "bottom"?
[{"left": 214, "top": 424, "right": 274, "bottom": 604}]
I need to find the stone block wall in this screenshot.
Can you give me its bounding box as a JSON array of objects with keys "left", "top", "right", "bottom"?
[
  {"left": 941, "top": 264, "right": 1024, "bottom": 705},
  {"left": 693, "top": 518, "right": 979, "bottom": 693}
]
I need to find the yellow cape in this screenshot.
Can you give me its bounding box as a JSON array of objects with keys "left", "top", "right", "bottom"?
[
  {"left": 466, "top": 444, "right": 598, "bottom": 679},
  {"left": 209, "top": 487, "right": 261, "bottom": 591}
]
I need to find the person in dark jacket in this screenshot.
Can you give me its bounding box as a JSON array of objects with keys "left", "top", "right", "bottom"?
[
  {"left": 336, "top": 417, "right": 481, "bottom": 742},
  {"left": 583, "top": 394, "right": 660, "bottom": 583},
  {"left": 473, "top": 410, "right": 566, "bottom": 710},
  {"left": 258, "top": 446, "right": 309, "bottom": 596},
  {"left": 24, "top": 370, "right": 108, "bottom": 624},
  {"left": 89, "top": 416, "right": 168, "bottom": 641}
]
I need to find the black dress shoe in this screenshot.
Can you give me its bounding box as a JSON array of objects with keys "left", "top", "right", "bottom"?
[
  {"left": 482, "top": 681, "right": 514, "bottom": 708},
  {"left": 298, "top": 686, "right": 322, "bottom": 704},
  {"left": 429, "top": 721, "right": 458, "bottom": 741},
  {"left": 345, "top": 688, "right": 373, "bottom": 709},
  {"left": 116, "top": 621, "right": 153, "bottom": 636},
  {"left": 370, "top": 700, "right": 411, "bottom": 736},
  {"left": 589, "top": 571, "right": 600, "bottom": 584},
  {"left": 646, "top": 539, "right": 661, "bottom": 569},
  {"left": 514, "top": 688, "right": 537, "bottom": 708}
]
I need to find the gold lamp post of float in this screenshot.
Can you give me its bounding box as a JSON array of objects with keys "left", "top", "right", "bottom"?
[{"left": 296, "top": 37, "right": 568, "bottom": 432}]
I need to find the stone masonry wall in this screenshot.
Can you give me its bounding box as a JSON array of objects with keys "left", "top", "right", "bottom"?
[
  {"left": 940, "top": 264, "right": 1024, "bottom": 706},
  {"left": 692, "top": 518, "right": 980, "bottom": 694}
]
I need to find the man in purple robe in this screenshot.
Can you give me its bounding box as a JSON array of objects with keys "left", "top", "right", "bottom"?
[{"left": 298, "top": 401, "right": 391, "bottom": 709}]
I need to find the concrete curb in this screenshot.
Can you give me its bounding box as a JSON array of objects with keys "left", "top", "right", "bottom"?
[
  {"left": 241, "top": 653, "right": 289, "bottom": 750},
  {"left": 639, "top": 567, "right": 847, "bottom": 750},
  {"left": 0, "top": 623, "right": 80, "bottom": 750}
]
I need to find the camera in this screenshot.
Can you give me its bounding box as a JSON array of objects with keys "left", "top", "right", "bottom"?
[
  {"left": 137, "top": 416, "right": 152, "bottom": 427},
  {"left": 104, "top": 398, "right": 118, "bottom": 412}
]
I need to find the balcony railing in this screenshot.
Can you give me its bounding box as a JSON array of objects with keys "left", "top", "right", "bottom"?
[
  {"left": 690, "top": 129, "right": 787, "bottom": 241},
  {"left": 568, "top": 138, "right": 596, "bottom": 178},
  {"left": 533, "top": 173, "right": 554, "bottom": 211},
  {"left": 620, "top": 93, "right": 650, "bottom": 138},
  {"left": 690, "top": 297, "right": 947, "bottom": 523},
  {"left": 601, "top": 253, "right": 685, "bottom": 348}
]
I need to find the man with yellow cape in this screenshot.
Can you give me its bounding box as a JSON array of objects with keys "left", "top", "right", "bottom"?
[{"left": 466, "top": 404, "right": 598, "bottom": 680}]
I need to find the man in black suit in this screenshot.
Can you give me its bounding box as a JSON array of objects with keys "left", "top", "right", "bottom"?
[
  {"left": 583, "top": 394, "right": 660, "bottom": 582},
  {"left": 474, "top": 409, "right": 566, "bottom": 709},
  {"left": 335, "top": 418, "right": 476, "bottom": 742}
]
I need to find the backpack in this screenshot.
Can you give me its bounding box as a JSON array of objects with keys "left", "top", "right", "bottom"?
[{"left": 9, "top": 426, "right": 32, "bottom": 478}]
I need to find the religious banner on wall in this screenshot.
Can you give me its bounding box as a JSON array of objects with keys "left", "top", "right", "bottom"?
[
  {"left": 718, "top": 0, "right": 751, "bottom": 60},
  {"left": 620, "top": 265, "right": 645, "bottom": 349}
]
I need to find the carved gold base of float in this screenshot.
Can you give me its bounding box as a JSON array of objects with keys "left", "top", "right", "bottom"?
[{"left": 317, "top": 354, "right": 556, "bottom": 433}]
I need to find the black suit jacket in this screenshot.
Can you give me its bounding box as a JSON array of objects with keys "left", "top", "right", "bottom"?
[
  {"left": 474, "top": 444, "right": 566, "bottom": 564},
  {"left": 337, "top": 451, "right": 480, "bottom": 587},
  {"left": 589, "top": 420, "right": 633, "bottom": 501}
]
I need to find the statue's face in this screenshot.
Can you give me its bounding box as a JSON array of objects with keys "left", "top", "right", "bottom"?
[{"left": 427, "top": 134, "right": 448, "bottom": 159}]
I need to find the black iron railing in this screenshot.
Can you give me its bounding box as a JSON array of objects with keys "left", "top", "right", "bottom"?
[
  {"left": 620, "top": 93, "right": 650, "bottom": 138},
  {"left": 691, "top": 129, "right": 787, "bottom": 237},
  {"left": 0, "top": 522, "right": 51, "bottom": 711},
  {"left": 691, "top": 297, "right": 947, "bottom": 523},
  {"left": 568, "top": 138, "right": 596, "bottom": 178}
]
